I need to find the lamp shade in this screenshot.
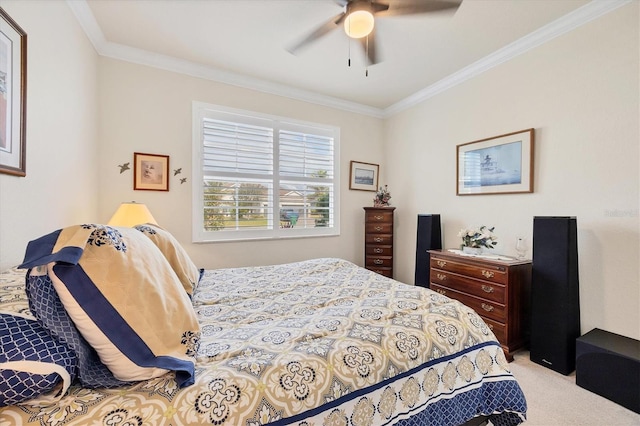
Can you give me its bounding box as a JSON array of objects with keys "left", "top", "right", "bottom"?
[
  {"left": 108, "top": 202, "right": 158, "bottom": 227},
  {"left": 344, "top": 10, "right": 374, "bottom": 39}
]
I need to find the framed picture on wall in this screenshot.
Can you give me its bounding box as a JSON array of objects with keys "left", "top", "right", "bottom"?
[
  {"left": 456, "top": 128, "right": 534, "bottom": 195},
  {"left": 349, "top": 161, "right": 379, "bottom": 192},
  {"left": 134, "top": 152, "right": 170, "bottom": 191},
  {"left": 0, "top": 8, "right": 27, "bottom": 177}
]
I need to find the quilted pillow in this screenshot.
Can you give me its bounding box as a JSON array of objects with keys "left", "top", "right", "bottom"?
[
  {"left": 134, "top": 223, "right": 201, "bottom": 296},
  {"left": 20, "top": 225, "right": 200, "bottom": 387},
  {"left": 25, "top": 267, "right": 129, "bottom": 388},
  {"left": 0, "top": 312, "right": 77, "bottom": 406}
]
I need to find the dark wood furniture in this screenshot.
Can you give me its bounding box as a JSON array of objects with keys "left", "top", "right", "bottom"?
[
  {"left": 428, "top": 249, "right": 531, "bottom": 361},
  {"left": 364, "top": 207, "right": 395, "bottom": 278}
]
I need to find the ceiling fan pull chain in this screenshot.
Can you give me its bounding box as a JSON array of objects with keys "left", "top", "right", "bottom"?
[
  {"left": 365, "top": 35, "right": 369, "bottom": 77},
  {"left": 347, "top": 19, "right": 352, "bottom": 67}
]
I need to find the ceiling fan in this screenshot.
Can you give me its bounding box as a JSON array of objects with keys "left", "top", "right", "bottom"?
[{"left": 287, "top": 0, "right": 463, "bottom": 66}]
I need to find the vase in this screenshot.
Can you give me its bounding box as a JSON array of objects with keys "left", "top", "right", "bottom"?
[
  {"left": 462, "top": 246, "right": 483, "bottom": 255},
  {"left": 374, "top": 201, "right": 389, "bottom": 207}
]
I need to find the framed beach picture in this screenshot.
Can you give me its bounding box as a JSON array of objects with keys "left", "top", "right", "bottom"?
[
  {"left": 456, "top": 129, "right": 534, "bottom": 195},
  {"left": 349, "top": 161, "right": 379, "bottom": 191},
  {"left": 134, "top": 152, "right": 170, "bottom": 191},
  {"left": 0, "top": 8, "right": 27, "bottom": 177}
]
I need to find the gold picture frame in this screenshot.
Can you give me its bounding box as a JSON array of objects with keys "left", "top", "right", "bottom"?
[
  {"left": 0, "top": 8, "right": 27, "bottom": 177},
  {"left": 457, "top": 129, "right": 534, "bottom": 195},
  {"left": 134, "top": 152, "right": 170, "bottom": 191}
]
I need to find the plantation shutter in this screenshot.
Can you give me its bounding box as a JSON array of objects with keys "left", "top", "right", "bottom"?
[{"left": 193, "top": 103, "right": 340, "bottom": 242}]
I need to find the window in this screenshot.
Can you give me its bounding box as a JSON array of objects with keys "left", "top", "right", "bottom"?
[{"left": 192, "top": 102, "right": 340, "bottom": 242}]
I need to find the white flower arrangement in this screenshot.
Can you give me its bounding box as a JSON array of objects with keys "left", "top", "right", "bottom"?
[
  {"left": 373, "top": 185, "right": 391, "bottom": 207},
  {"left": 458, "top": 225, "right": 498, "bottom": 249}
]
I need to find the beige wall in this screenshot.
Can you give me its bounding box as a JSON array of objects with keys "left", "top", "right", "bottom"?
[
  {"left": 385, "top": 2, "right": 639, "bottom": 339},
  {"left": 0, "top": 1, "right": 99, "bottom": 269},
  {"left": 96, "top": 58, "right": 385, "bottom": 269},
  {"left": 0, "top": 1, "right": 637, "bottom": 342}
]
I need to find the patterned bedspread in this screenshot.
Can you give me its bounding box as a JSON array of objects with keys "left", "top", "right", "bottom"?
[{"left": 0, "top": 258, "right": 526, "bottom": 426}]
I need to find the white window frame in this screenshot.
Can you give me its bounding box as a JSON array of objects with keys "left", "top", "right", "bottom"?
[{"left": 192, "top": 102, "right": 340, "bottom": 242}]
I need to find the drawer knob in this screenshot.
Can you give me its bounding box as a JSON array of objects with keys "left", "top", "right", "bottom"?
[
  {"left": 374, "top": 237, "right": 383, "bottom": 242},
  {"left": 436, "top": 260, "right": 447, "bottom": 268},
  {"left": 436, "top": 289, "right": 446, "bottom": 295},
  {"left": 481, "top": 285, "right": 494, "bottom": 293},
  {"left": 481, "top": 303, "right": 494, "bottom": 312},
  {"left": 374, "top": 215, "right": 384, "bottom": 220},
  {"left": 373, "top": 259, "right": 383, "bottom": 265},
  {"left": 487, "top": 323, "right": 494, "bottom": 331},
  {"left": 481, "top": 270, "right": 495, "bottom": 279},
  {"left": 374, "top": 248, "right": 383, "bottom": 254},
  {"left": 436, "top": 273, "right": 447, "bottom": 281},
  {"left": 374, "top": 226, "right": 383, "bottom": 231}
]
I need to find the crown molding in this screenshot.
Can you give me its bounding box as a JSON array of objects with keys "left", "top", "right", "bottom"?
[
  {"left": 100, "top": 41, "right": 386, "bottom": 118},
  {"left": 382, "top": 0, "right": 632, "bottom": 118},
  {"left": 67, "top": 0, "right": 106, "bottom": 48},
  {"left": 68, "top": 0, "right": 629, "bottom": 120},
  {"left": 65, "top": 0, "right": 385, "bottom": 118}
]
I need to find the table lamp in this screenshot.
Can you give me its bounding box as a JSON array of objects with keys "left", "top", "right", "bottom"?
[{"left": 108, "top": 202, "right": 158, "bottom": 227}]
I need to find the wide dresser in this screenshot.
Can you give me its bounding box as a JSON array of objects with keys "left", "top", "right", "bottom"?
[
  {"left": 363, "top": 207, "right": 395, "bottom": 278},
  {"left": 428, "top": 249, "right": 531, "bottom": 361}
]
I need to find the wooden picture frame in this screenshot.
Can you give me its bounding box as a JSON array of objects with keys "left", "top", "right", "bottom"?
[
  {"left": 457, "top": 128, "right": 534, "bottom": 195},
  {"left": 0, "top": 8, "right": 27, "bottom": 177},
  {"left": 349, "top": 161, "right": 379, "bottom": 192},
  {"left": 134, "top": 152, "right": 169, "bottom": 191}
]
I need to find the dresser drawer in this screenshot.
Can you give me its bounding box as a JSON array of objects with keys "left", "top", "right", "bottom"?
[
  {"left": 430, "top": 270, "right": 505, "bottom": 303},
  {"left": 366, "top": 255, "right": 392, "bottom": 268},
  {"left": 431, "top": 284, "right": 507, "bottom": 323},
  {"left": 483, "top": 317, "right": 507, "bottom": 345},
  {"left": 431, "top": 256, "right": 508, "bottom": 285},
  {"left": 365, "top": 210, "right": 394, "bottom": 223},
  {"left": 365, "top": 223, "right": 393, "bottom": 234},
  {"left": 365, "top": 234, "right": 393, "bottom": 245},
  {"left": 366, "top": 245, "right": 392, "bottom": 256},
  {"left": 368, "top": 267, "right": 392, "bottom": 278}
]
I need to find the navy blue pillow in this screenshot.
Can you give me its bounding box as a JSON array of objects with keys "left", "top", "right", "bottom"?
[
  {"left": 25, "top": 269, "right": 129, "bottom": 388},
  {"left": 0, "top": 313, "right": 77, "bottom": 406}
]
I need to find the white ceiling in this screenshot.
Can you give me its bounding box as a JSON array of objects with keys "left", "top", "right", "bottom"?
[{"left": 71, "top": 0, "right": 625, "bottom": 117}]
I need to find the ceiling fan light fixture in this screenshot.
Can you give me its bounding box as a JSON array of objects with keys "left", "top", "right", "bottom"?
[{"left": 344, "top": 10, "right": 375, "bottom": 39}]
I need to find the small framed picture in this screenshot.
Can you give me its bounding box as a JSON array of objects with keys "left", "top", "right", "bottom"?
[
  {"left": 0, "top": 8, "right": 27, "bottom": 177},
  {"left": 349, "top": 161, "right": 379, "bottom": 192},
  {"left": 134, "top": 152, "right": 169, "bottom": 191},
  {"left": 457, "top": 128, "right": 534, "bottom": 195}
]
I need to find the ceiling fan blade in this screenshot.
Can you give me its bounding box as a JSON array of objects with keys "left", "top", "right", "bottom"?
[
  {"left": 359, "top": 29, "right": 380, "bottom": 65},
  {"left": 333, "top": 0, "right": 349, "bottom": 7},
  {"left": 374, "top": 0, "right": 462, "bottom": 17},
  {"left": 287, "top": 12, "right": 346, "bottom": 55}
]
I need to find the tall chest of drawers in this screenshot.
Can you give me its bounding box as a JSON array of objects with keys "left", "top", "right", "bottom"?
[
  {"left": 428, "top": 249, "right": 531, "bottom": 361},
  {"left": 364, "top": 207, "right": 395, "bottom": 278}
]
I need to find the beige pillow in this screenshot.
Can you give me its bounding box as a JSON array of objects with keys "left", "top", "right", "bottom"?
[{"left": 134, "top": 224, "right": 201, "bottom": 296}]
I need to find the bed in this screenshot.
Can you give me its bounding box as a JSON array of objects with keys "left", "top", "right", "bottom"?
[{"left": 0, "top": 224, "right": 527, "bottom": 426}]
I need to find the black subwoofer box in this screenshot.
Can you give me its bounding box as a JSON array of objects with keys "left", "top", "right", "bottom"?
[
  {"left": 414, "top": 214, "right": 441, "bottom": 289},
  {"left": 576, "top": 328, "right": 640, "bottom": 413}
]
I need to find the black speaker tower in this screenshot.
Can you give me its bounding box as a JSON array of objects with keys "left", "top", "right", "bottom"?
[
  {"left": 414, "top": 214, "right": 442, "bottom": 288},
  {"left": 530, "top": 216, "right": 580, "bottom": 375}
]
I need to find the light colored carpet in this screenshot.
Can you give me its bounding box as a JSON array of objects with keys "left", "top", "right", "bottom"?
[{"left": 507, "top": 350, "right": 640, "bottom": 425}]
